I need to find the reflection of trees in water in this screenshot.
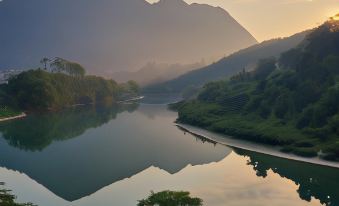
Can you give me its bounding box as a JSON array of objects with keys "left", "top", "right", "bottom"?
[
  {"left": 0, "top": 182, "right": 36, "bottom": 206},
  {"left": 176, "top": 125, "right": 217, "bottom": 147},
  {"left": 233, "top": 148, "right": 338, "bottom": 206},
  {"left": 0, "top": 104, "right": 139, "bottom": 151}
]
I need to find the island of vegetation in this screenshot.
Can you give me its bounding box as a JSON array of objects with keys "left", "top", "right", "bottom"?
[
  {"left": 0, "top": 57, "right": 140, "bottom": 119},
  {"left": 174, "top": 19, "right": 339, "bottom": 161}
]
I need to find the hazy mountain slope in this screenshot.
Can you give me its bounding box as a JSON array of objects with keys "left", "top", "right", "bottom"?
[
  {"left": 144, "top": 30, "right": 309, "bottom": 93},
  {"left": 112, "top": 61, "right": 205, "bottom": 86},
  {"left": 0, "top": 0, "right": 256, "bottom": 75}
]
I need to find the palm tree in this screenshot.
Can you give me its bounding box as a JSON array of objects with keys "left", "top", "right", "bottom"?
[{"left": 40, "top": 58, "right": 51, "bottom": 71}]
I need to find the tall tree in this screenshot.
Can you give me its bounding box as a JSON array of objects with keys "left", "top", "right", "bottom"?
[
  {"left": 50, "top": 57, "right": 86, "bottom": 77},
  {"left": 40, "top": 58, "right": 50, "bottom": 71}
]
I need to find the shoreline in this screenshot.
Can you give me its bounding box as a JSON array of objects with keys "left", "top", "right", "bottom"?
[
  {"left": 176, "top": 123, "right": 339, "bottom": 169},
  {"left": 117, "top": 96, "right": 144, "bottom": 104},
  {"left": 0, "top": 113, "right": 26, "bottom": 122}
]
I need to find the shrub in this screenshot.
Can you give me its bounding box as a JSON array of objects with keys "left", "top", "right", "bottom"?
[{"left": 138, "top": 191, "right": 203, "bottom": 206}]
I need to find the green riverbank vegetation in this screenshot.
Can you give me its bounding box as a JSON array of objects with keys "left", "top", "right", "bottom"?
[
  {"left": 0, "top": 106, "right": 21, "bottom": 119},
  {"left": 175, "top": 19, "right": 339, "bottom": 161}
]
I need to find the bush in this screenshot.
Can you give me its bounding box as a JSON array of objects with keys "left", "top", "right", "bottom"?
[
  {"left": 138, "top": 191, "right": 203, "bottom": 206},
  {"left": 292, "top": 147, "right": 318, "bottom": 157}
]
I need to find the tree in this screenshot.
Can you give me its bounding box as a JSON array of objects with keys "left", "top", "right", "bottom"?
[
  {"left": 50, "top": 57, "right": 66, "bottom": 73},
  {"left": 68, "top": 62, "right": 86, "bottom": 77},
  {"left": 254, "top": 57, "right": 276, "bottom": 80},
  {"left": 138, "top": 191, "right": 203, "bottom": 206},
  {"left": 127, "top": 80, "right": 140, "bottom": 95},
  {"left": 50, "top": 57, "right": 86, "bottom": 77},
  {"left": 39, "top": 58, "right": 51, "bottom": 71},
  {"left": 0, "top": 182, "right": 36, "bottom": 206}
]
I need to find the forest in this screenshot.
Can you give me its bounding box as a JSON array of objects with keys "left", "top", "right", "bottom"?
[{"left": 175, "top": 20, "right": 339, "bottom": 161}]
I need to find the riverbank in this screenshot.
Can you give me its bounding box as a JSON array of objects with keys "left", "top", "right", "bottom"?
[
  {"left": 176, "top": 123, "right": 339, "bottom": 169},
  {"left": 117, "top": 96, "right": 144, "bottom": 103},
  {"left": 0, "top": 113, "right": 26, "bottom": 122}
]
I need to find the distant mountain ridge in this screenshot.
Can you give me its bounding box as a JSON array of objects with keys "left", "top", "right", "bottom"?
[
  {"left": 113, "top": 61, "right": 205, "bottom": 86},
  {"left": 0, "top": 0, "right": 257, "bottom": 75},
  {"left": 144, "top": 30, "right": 309, "bottom": 94}
]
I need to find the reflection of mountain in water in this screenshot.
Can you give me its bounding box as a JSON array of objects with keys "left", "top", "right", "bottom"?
[
  {"left": 234, "top": 148, "right": 339, "bottom": 206},
  {"left": 0, "top": 105, "right": 230, "bottom": 202}
]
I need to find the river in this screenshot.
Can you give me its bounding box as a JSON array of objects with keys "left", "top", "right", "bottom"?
[{"left": 0, "top": 103, "right": 337, "bottom": 206}]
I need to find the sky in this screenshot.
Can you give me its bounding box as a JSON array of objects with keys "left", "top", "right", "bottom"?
[{"left": 147, "top": 0, "right": 339, "bottom": 42}]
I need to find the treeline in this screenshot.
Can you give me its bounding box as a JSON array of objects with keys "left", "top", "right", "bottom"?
[
  {"left": 176, "top": 20, "right": 339, "bottom": 160},
  {"left": 0, "top": 66, "right": 139, "bottom": 111}
]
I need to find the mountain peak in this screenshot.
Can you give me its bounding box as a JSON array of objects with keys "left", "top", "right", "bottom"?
[
  {"left": 0, "top": 0, "right": 256, "bottom": 73},
  {"left": 156, "top": 0, "right": 188, "bottom": 7}
]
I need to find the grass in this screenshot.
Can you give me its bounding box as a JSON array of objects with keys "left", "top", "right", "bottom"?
[{"left": 0, "top": 106, "right": 22, "bottom": 119}]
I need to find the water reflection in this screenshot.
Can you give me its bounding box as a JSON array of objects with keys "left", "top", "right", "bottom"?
[
  {"left": 233, "top": 148, "right": 339, "bottom": 206},
  {"left": 0, "top": 104, "right": 139, "bottom": 151},
  {"left": 0, "top": 104, "right": 230, "bottom": 202}
]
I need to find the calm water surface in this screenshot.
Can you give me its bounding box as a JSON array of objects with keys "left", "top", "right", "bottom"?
[{"left": 0, "top": 103, "right": 338, "bottom": 206}]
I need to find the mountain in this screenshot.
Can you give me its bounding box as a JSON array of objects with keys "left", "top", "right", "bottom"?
[
  {"left": 144, "top": 30, "right": 309, "bottom": 94},
  {"left": 0, "top": 0, "right": 256, "bottom": 75},
  {"left": 175, "top": 19, "right": 339, "bottom": 161},
  {"left": 112, "top": 61, "right": 205, "bottom": 86}
]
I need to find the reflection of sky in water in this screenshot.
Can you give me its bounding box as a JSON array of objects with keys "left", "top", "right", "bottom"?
[
  {"left": 0, "top": 153, "right": 323, "bottom": 206},
  {"left": 0, "top": 104, "right": 336, "bottom": 206}
]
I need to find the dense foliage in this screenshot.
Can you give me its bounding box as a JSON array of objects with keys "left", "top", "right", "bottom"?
[
  {"left": 177, "top": 20, "right": 339, "bottom": 160},
  {"left": 0, "top": 106, "right": 21, "bottom": 118},
  {"left": 0, "top": 70, "right": 139, "bottom": 111},
  {"left": 49, "top": 57, "right": 86, "bottom": 77},
  {"left": 138, "top": 191, "right": 203, "bottom": 206}
]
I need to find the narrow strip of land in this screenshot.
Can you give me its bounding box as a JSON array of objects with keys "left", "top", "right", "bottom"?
[
  {"left": 176, "top": 123, "right": 339, "bottom": 169},
  {"left": 118, "top": 96, "right": 144, "bottom": 103},
  {"left": 0, "top": 113, "right": 26, "bottom": 122}
]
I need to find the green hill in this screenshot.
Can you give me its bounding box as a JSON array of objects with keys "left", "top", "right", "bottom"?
[
  {"left": 175, "top": 19, "right": 339, "bottom": 161},
  {"left": 0, "top": 69, "right": 139, "bottom": 111},
  {"left": 143, "top": 30, "right": 309, "bottom": 94}
]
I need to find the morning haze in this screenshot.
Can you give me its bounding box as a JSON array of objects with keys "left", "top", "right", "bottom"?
[
  {"left": 0, "top": 1, "right": 339, "bottom": 206},
  {"left": 0, "top": 0, "right": 256, "bottom": 75}
]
